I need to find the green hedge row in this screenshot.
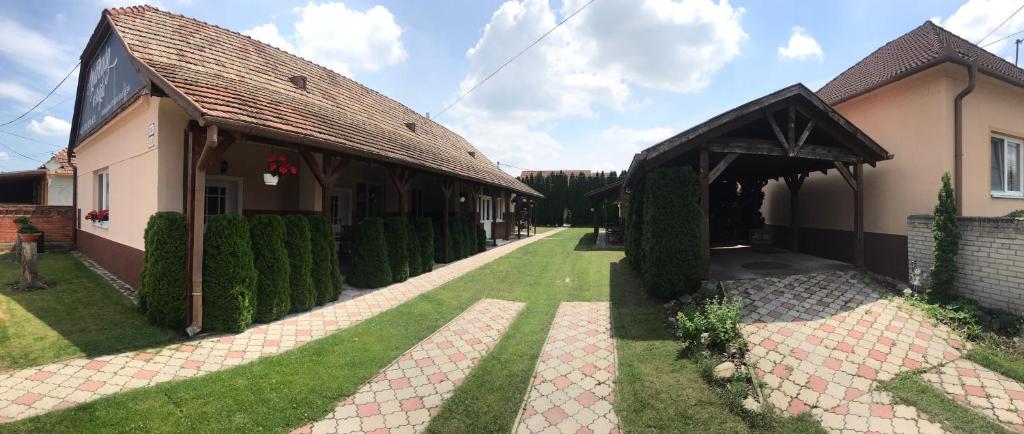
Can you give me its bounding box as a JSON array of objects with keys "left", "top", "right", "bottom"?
[
  {"left": 139, "top": 212, "right": 188, "bottom": 329},
  {"left": 308, "top": 215, "right": 342, "bottom": 305},
  {"left": 250, "top": 215, "right": 291, "bottom": 322},
  {"left": 284, "top": 215, "right": 316, "bottom": 312},
  {"left": 203, "top": 214, "right": 258, "bottom": 332},
  {"left": 349, "top": 216, "right": 439, "bottom": 289}
]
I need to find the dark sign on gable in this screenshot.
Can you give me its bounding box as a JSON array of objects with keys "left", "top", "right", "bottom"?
[{"left": 77, "top": 31, "right": 145, "bottom": 141}]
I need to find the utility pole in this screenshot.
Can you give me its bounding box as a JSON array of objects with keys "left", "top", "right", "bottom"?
[{"left": 1017, "top": 39, "right": 1023, "bottom": 67}]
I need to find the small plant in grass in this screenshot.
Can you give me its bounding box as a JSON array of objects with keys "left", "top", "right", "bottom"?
[
  {"left": 140, "top": 212, "right": 187, "bottom": 329},
  {"left": 676, "top": 296, "right": 745, "bottom": 354},
  {"left": 384, "top": 217, "right": 410, "bottom": 283},
  {"left": 249, "top": 215, "right": 291, "bottom": 322},
  {"left": 203, "top": 214, "right": 257, "bottom": 333},
  {"left": 929, "top": 172, "right": 959, "bottom": 301},
  {"left": 348, "top": 218, "right": 391, "bottom": 288},
  {"left": 283, "top": 215, "right": 315, "bottom": 312},
  {"left": 306, "top": 215, "right": 342, "bottom": 304}
]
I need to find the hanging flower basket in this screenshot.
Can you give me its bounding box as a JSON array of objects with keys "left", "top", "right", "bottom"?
[{"left": 264, "top": 154, "right": 297, "bottom": 186}]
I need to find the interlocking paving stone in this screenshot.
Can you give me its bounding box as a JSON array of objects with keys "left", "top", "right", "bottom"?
[
  {"left": 732, "top": 271, "right": 963, "bottom": 434},
  {"left": 513, "top": 302, "right": 619, "bottom": 434},
  {"left": 0, "top": 229, "right": 563, "bottom": 424},
  {"left": 292, "top": 298, "right": 524, "bottom": 434},
  {"left": 923, "top": 358, "right": 1024, "bottom": 432}
]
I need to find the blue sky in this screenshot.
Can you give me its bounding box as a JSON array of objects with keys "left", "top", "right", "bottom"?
[{"left": 0, "top": 0, "right": 1020, "bottom": 174}]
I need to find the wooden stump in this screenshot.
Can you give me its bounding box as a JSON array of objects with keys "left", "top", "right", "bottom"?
[{"left": 19, "top": 240, "right": 46, "bottom": 290}]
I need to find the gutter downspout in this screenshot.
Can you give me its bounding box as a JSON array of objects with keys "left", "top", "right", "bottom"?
[
  {"left": 953, "top": 60, "right": 977, "bottom": 216},
  {"left": 185, "top": 125, "right": 218, "bottom": 336}
]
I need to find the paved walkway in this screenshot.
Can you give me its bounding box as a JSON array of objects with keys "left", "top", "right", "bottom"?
[
  {"left": 0, "top": 229, "right": 564, "bottom": 423},
  {"left": 514, "top": 302, "right": 619, "bottom": 434},
  {"left": 733, "top": 271, "right": 961, "bottom": 434},
  {"left": 293, "top": 299, "right": 524, "bottom": 434},
  {"left": 923, "top": 358, "right": 1024, "bottom": 432}
]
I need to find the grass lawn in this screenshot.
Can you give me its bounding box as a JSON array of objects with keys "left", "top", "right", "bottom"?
[
  {"left": 0, "top": 252, "right": 177, "bottom": 370},
  {"left": 3, "top": 229, "right": 783, "bottom": 433},
  {"left": 965, "top": 346, "right": 1024, "bottom": 384},
  {"left": 880, "top": 372, "right": 1013, "bottom": 434}
]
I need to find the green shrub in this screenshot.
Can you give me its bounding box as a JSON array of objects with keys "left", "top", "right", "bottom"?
[
  {"left": 405, "top": 218, "right": 422, "bottom": 277},
  {"left": 625, "top": 184, "right": 644, "bottom": 273},
  {"left": 433, "top": 219, "right": 446, "bottom": 263},
  {"left": 1007, "top": 210, "right": 1024, "bottom": 218},
  {"left": 464, "top": 216, "right": 477, "bottom": 257},
  {"left": 477, "top": 225, "right": 487, "bottom": 253},
  {"left": 349, "top": 217, "right": 392, "bottom": 288},
  {"left": 249, "top": 215, "right": 290, "bottom": 322},
  {"left": 449, "top": 216, "right": 465, "bottom": 260},
  {"left": 282, "top": 215, "right": 315, "bottom": 312},
  {"left": 307, "top": 214, "right": 342, "bottom": 305},
  {"left": 930, "top": 173, "right": 959, "bottom": 301},
  {"left": 677, "top": 296, "right": 744, "bottom": 353},
  {"left": 642, "top": 167, "right": 703, "bottom": 299},
  {"left": 384, "top": 217, "right": 410, "bottom": 282},
  {"left": 203, "top": 214, "right": 257, "bottom": 333},
  {"left": 414, "top": 217, "right": 434, "bottom": 272},
  {"left": 140, "top": 212, "right": 188, "bottom": 329}
]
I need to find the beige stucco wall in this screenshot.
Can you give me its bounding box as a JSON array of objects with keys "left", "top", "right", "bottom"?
[
  {"left": 960, "top": 71, "right": 1024, "bottom": 216},
  {"left": 46, "top": 175, "right": 73, "bottom": 206}
]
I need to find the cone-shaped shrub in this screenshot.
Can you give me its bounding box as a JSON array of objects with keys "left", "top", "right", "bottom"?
[
  {"left": 203, "top": 214, "right": 257, "bottom": 332},
  {"left": 477, "top": 225, "right": 487, "bottom": 253},
  {"left": 140, "top": 212, "right": 187, "bottom": 329},
  {"left": 406, "top": 218, "right": 422, "bottom": 277},
  {"left": 449, "top": 216, "right": 464, "bottom": 260},
  {"left": 930, "top": 173, "right": 960, "bottom": 301},
  {"left": 250, "top": 215, "right": 290, "bottom": 322},
  {"left": 642, "top": 167, "right": 703, "bottom": 299},
  {"left": 283, "top": 215, "right": 315, "bottom": 312},
  {"left": 462, "top": 216, "right": 475, "bottom": 258},
  {"left": 384, "top": 217, "right": 410, "bottom": 282},
  {"left": 349, "top": 217, "right": 392, "bottom": 288},
  {"left": 433, "top": 219, "right": 446, "bottom": 263},
  {"left": 414, "top": 217, "right": 434, "bottom": 272},
  {"left": 625, "top": 183, "right": 644, "bottom": 273},
  {"left": 307, "top": 214, "right": 342, "bottom": 305}
]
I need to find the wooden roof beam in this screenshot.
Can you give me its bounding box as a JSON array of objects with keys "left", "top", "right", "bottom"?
[{"left": 707, "top": 138, "right": 861, "bottom": 163}]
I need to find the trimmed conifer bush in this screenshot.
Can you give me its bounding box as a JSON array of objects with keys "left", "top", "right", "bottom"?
[
  {"left": 250, "top": 215, "right": 290, "bottom": 322},
  {"left": 433, "top": 219, "right": 446, "bottom": 263},
  {"left": 140, "top": 212, "right": 188, "bottom": 329},
  {"left": 283, "top": 215, "right": 315, "bottom": 312},
  {"left": 384, "top": 217, "right": 410, "bottom": 282},
  {"left": 930, "top": 173, "right": 960, "bottom": 301},
  {"left": 449, "top": 217, "right": 465, "bottom": 260},
  {"left": 414, "top": 217, "right": 434, "bottom": 272},
  {"left": 349, "top": 217, "right": 392, "bottom": 288},
  {"left": 625, "top": 184, "right": 645, "bottom": 273},
  {"left": 463, "top": 216, "right": 476, "bottom": 257},
  {"left": 307, "top": 214, "right": 342, "bottom": 305},
  {"left": 477, "top": 225, "right": 487, "bottom": 253},
  {"left": 203, "top": 214, "right": 257, "bottom": 332},
  {"left": 642, "top": 167, "right": 703, "bottom": 299},
  {"left": 406, "top": 218, "right": 422, "bottom": 277}
]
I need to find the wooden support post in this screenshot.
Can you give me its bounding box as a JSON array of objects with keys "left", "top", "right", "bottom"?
[
  {"left": 301, "top": 150, "right": 349, "bottom": 220},
  {"left": 787, "top": 104, "right": 796, "bottom": 155},
  {"left": 853, "top": 164, "right": 865, "bottom": 268},
  {"left": 441, "top": 179, "right": 453, "bottom": 262},
  {"left": 784, "top": 173, "right": 806, "bottom": 252},
  {"left": 506, "top": 191, "right": 515, "bottom": 241},
  {"left": 700, "top": 148, "right": 711, "bottom": 280},
  {"left": 491, "top": 187, "right": 499, "bottom": 246},
  {"left": 592, "top": 199, "right": 600, "bottom": 240},
  {"left": 387, "top": 166, "right": 414, "bottom": 216},
  {"left": 709, "top": 153, "right": 738, "bottom": 183}
]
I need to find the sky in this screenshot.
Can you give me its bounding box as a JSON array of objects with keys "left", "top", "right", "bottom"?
[{"left": 1, "top": 0, "right": 1023, "bottom": 176}]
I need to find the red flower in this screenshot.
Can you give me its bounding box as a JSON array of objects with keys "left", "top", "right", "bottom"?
[
  {"left": 290, "top": 167, "right": 297, "bottom": 174},
  {"left": 269, "top": 163, "right": 277, "bottom": 171},
  {"left": 279, "top": 167, "right": 287, "bottom": 174}
]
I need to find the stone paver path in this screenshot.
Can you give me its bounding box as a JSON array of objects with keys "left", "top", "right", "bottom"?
[
  {"left": 293, "top": 298, "right": 524, "bottom": 434},
  {"left": 923, "top": 358, "right": 1024, "bottom": 432},
  {"left": 733, "top": 271, "right": 962, "bottom": 434},
  {"left": 514, "top": 302, "right": 619, "bottom": 434},
  {"left": 0, "top": 229, "right": 563, "bottom": 424}
]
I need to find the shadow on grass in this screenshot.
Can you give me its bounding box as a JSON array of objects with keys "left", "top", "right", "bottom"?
[{"left": 573, "top": 232, "right": 625, "bottom": 252}]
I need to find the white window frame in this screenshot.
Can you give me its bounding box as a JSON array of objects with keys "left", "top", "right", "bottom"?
[
  {"left": 95, "top": 170, "right": 109, "bottom": 228},
  {"left": 204, "top": 176, "right": 244, "bottom": 220},
  {"left": 992, "top": 133, "right": 1024, "bottom": 198}
]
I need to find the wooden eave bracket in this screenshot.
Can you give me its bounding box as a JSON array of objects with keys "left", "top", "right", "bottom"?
[{"left": 832, "top": 162, "right": 858, "bottom": 191}]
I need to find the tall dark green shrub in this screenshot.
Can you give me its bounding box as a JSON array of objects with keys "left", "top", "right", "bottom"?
[
  {"left": 477, "top": 225, "right": 487, "bottom": 253},
  {"left": 625, "top": 184, "right": 645, "bottom": 273},
  {"left": 203, "top": 214, "right": 257, "bottom": 332},
  {"left": 140, "top": 212, "right": 187, "bottom": 329},
  {"left": 433, "top": 219, "right": 446, "bottom": 263},
  {"left": 349, "top": 217, "right": 392, "bottom": 288},
  {"left": 406, "top": 219, "right": 422, "bottom": 276},
  {"left": 307, "top": 214, "right": 342, "bottom": 305},
  {"left": 283, "top": 215, "right": 315, "bottom": 312},
  {"left": 415, "top": 217, "right": 435, "bottom": 272},
  {"left": 249, "top": 215, "right": 291, "bottom": 322},
  {"left": 642, "top": 167, "right": 703, "bottom": 299},
  {"left": 449, "top": 217, "right": 465, "bottom": 260},
  {"left": 384, "top": 217, "right": 410, "bottom": 282},
  {"left": 930, "top": 173, "right": 960, "bottom": 300},
  {"left": 464, "top": 216, "right": 477, "bottom": 257}
]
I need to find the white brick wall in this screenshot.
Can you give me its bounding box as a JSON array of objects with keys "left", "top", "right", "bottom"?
[{"left": 907, "top": 215, "right": 1024, "bottom": 315}]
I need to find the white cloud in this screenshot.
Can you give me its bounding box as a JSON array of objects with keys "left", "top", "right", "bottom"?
[
  {"left": 244, "top": 2, "right": 407, "bottom": 77},
  {"left": 0, "top": 81, "right": 42, "bottom": 106},
  {"left": 446, "top": 0, "right": 745, "bottom": 171},
  {"left": 778, "top": 26, "right": 823, "bottom": 61},
  {"left": 27, "top": 116, "right": 71, "bottom": 136},
  {"left": 935, "top": 0, "right": 1024, "bottom": 58},
  {"left": 0, "top": 19, "right": 75, "bottom": 81},
  {"left": 596, "top": 125, "right": 674, "bottom": 154},
  {"left": 0, "top": 152, "right": 9, "bottom": 161}
]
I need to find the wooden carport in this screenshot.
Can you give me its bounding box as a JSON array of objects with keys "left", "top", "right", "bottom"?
[{"left": 623, "top": 84, "right": 893, "bottom": 279}]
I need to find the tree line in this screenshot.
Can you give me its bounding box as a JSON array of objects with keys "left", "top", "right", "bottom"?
[{"left": 518, "top": 171, "right": 624, "bottom": 227}]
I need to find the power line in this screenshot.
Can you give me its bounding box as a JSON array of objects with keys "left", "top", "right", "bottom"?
[
  {"left": 436, "top": 0, "right": 599, "bottom": 117},
  {"left": 982, "top": 27, "right": 1024, "bottom": 48},
  {"left": 0, "top": 62, "right": 79, "bottom": 128},
  {"left": 0, "top": 141, "right": 46, "bottom": 163},
  {"left": 977, "top": 2, "right": 1024, "bottom": 45},
  {"left": 0, "top": 130, "right": 64, "bottom": 149},
  {"left": 0, "top": 95, "right": 74, "bottom": 132}
]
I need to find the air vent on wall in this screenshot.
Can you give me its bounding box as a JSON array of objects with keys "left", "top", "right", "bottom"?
[{"left": 289, "top": 75, "right": 307, "bottom": 90}]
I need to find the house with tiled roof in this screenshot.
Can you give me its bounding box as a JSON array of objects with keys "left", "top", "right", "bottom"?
[
  {"left": 0, "top": 149, "right": 75, "bottom": 206},
  {"left": 762, "top": 20, "right": 1024, "bottom": 280},
  {"left": 68, "top": 6, "right": 541, "bottom": 318}
]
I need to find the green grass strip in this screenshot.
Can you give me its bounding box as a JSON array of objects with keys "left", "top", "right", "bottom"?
[
  {"left": 965, "top": 347, "right": 1024, "bottom": 384},
  {"left": 880, "top": 371, "right": 1013, "bottom": 434}
]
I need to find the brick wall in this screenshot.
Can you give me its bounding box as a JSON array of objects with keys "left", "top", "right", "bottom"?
[
  {"left": 0, "top": 206, "right": 74, "bottom": 249},
  {"left": 908, "top": 214, "right": 1024, "bottom": 315}
]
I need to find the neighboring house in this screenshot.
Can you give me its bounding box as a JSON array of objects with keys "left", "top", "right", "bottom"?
[
  {"left": 763, "top": 21, "right": 1024, "bottom": 280},
  {"left": 67, "top": 6, "right": 540, "bottom": 299},
  {"left": 0, "top": 149, "right": 75, "bottom": 206}
]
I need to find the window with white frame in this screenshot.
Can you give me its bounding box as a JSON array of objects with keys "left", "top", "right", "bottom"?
[
  {"left": 95, "top": 170, "right": 109, "bottom": 227},
  {"left": 992, "top": 134, "right": 1023, "bottom": 196},
  {"left": 204, "top": 176, "right": 242, "bottom": 223}
]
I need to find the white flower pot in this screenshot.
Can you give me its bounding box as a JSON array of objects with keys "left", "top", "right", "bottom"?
[{"left": 263, "top": 173, "right": 279, "bottom": 186}]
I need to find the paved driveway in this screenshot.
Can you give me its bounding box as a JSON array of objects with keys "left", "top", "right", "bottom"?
[{"left": 731, "top": 271, "right": 962, "bottom": 434}]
